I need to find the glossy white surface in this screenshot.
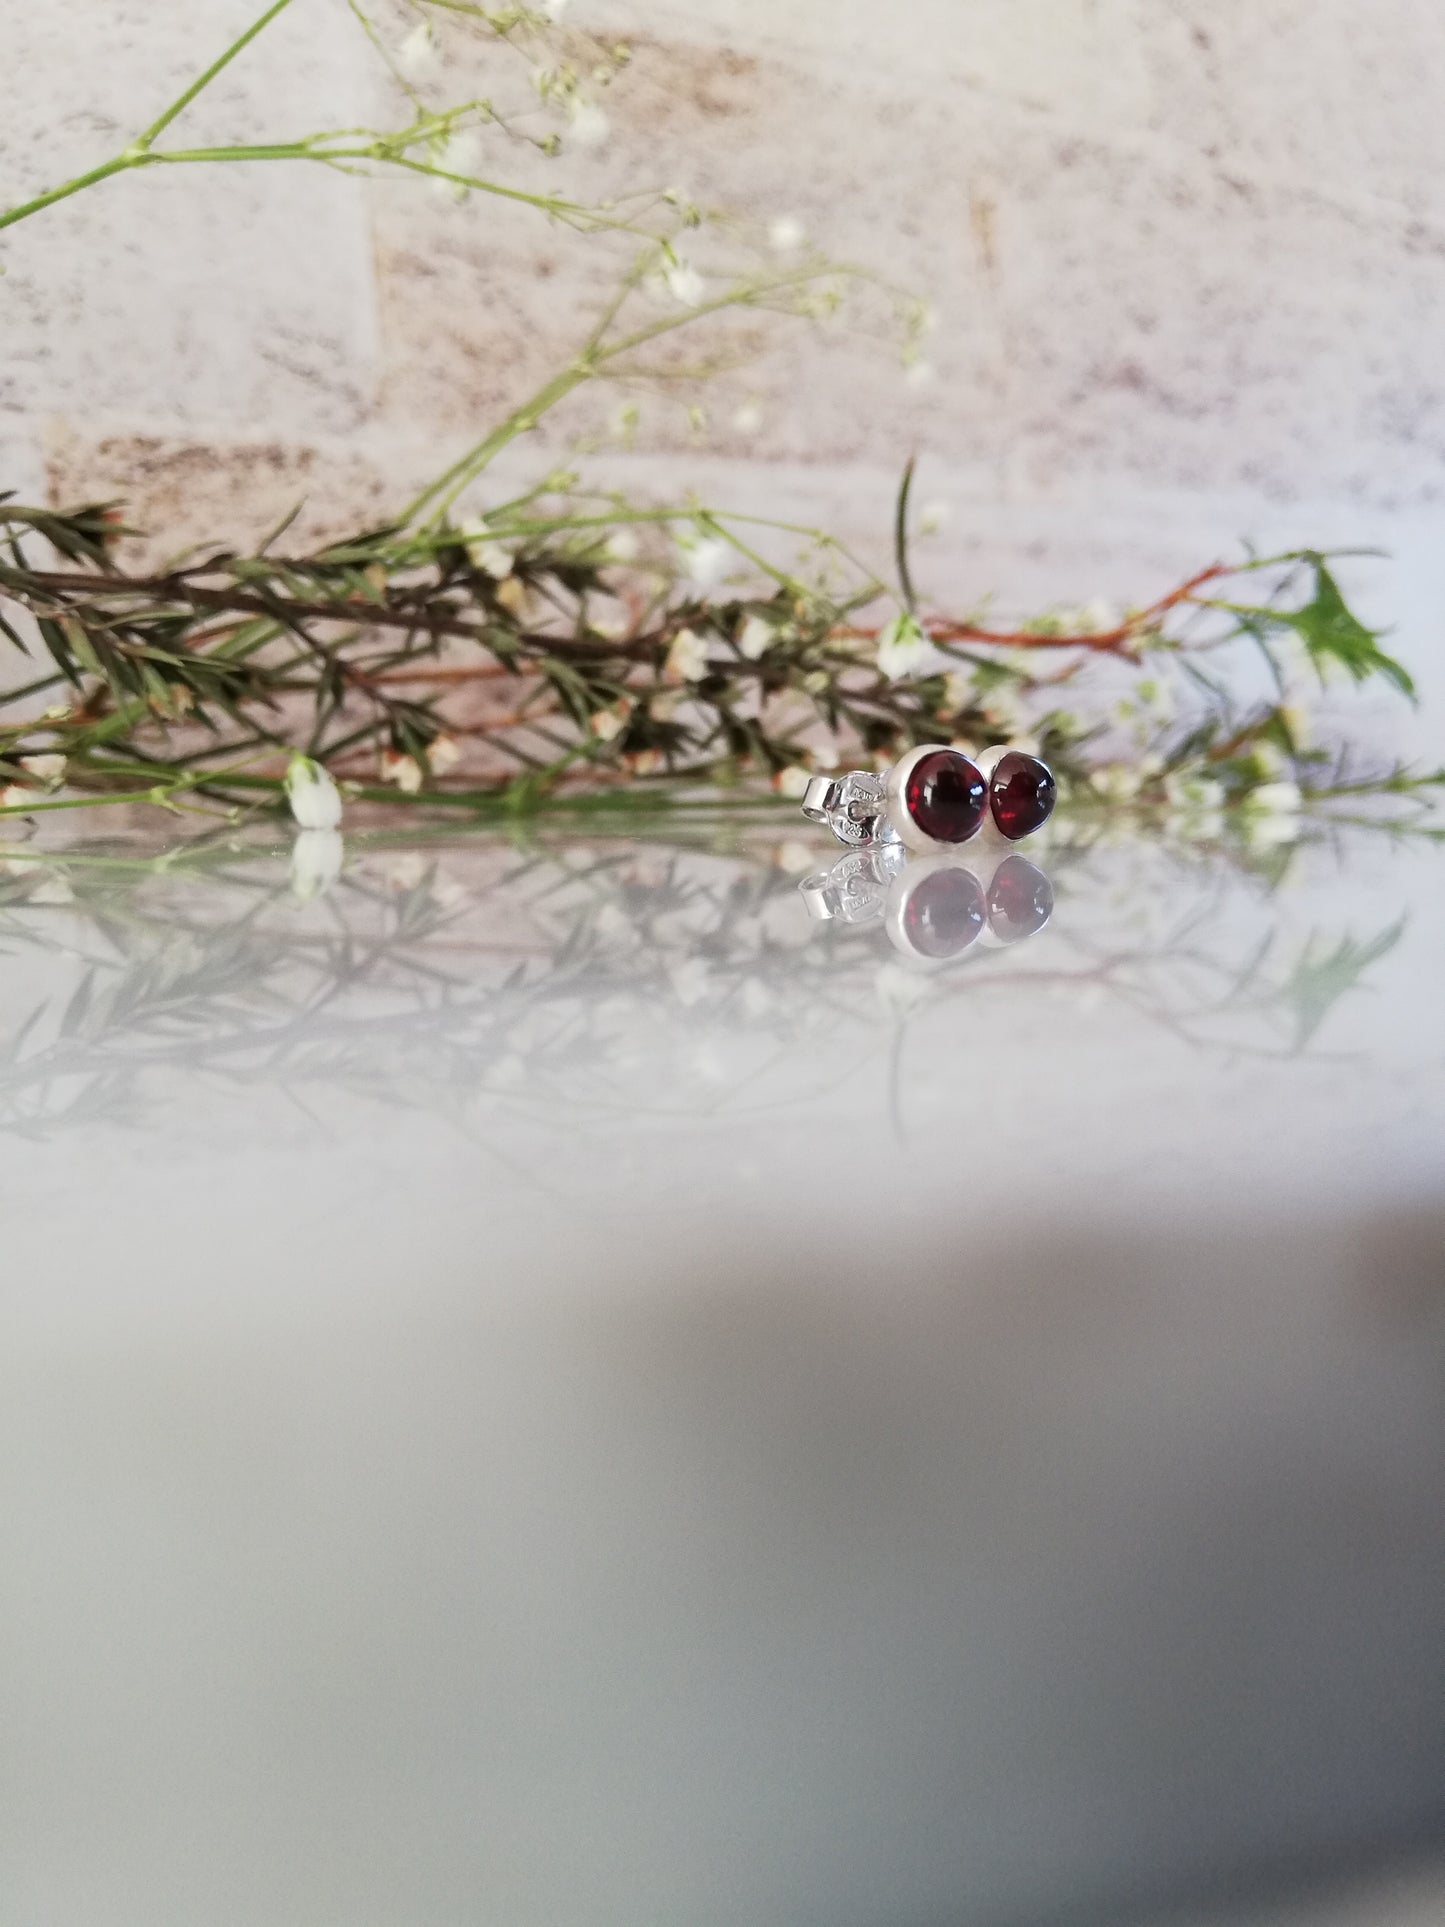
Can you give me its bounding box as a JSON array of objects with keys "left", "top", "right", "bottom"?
[{"left": 1, "top": 813, "right": 1442, "bottom": 1924}]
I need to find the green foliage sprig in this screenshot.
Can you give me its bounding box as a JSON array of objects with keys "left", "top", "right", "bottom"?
[
  {"left": 0, "top": 0, "right": 1435, "bottom": 832},
  {"left": 0, "top": 490, "right": 1431, "bottom": 827}
]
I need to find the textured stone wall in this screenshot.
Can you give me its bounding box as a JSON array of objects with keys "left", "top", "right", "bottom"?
[{"left": 4, "top": 0, "right": 1445, "bottom": 629}]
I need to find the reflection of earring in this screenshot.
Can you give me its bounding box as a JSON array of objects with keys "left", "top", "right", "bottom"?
[
  {"left": 804, "top": 744, "right": 1055, "bottom": 852},
  {"left": 884, "top": 852, "right": 1054, "bottom": 965},
  {"left": 984, "top": 854, "right": 1054, "bottom": 946},
  {"left": 797, "top": 842, "right": 906, "bottom": 925}
]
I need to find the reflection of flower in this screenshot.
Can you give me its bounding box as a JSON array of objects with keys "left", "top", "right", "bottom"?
[
  {"left": 290, "top": 829, "right": 344, "bottom": 901},
  {"left": 1247, "top": 781, "right": 1303, "bottom": 816},
  {"left": 1164, "top": 772, "right": 1225, "bottom": 813},
  {"left": 0, "top": 827, "right": 1412, "bottom": 1147}
]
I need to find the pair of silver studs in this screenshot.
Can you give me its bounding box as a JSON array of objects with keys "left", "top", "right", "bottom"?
[{"left": 802, "top": 743, "right": 1056, "bottom": 853}]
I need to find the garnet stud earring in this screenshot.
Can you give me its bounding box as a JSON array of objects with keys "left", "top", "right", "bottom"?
[{"left": 803, "top": 744, "right": 1055, "bottom": 851}]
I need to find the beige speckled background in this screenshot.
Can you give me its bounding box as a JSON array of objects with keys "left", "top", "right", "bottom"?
[{"left": 4, "top": 0, "right": 1445, "bottom": 702}]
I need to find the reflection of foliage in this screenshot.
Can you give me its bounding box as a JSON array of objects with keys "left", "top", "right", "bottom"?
[
  {"left": 0, "top": 821, "right": 1416, "bottom": 1139},
  {"left": 1270, "top": 921, "right": 1405, "bottom": 1051}
]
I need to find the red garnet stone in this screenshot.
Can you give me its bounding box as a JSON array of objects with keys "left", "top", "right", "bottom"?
[
  {"left": 903, "top": 750, "right": 987, "bottom": 843},
  {"left": 903, "top": 867, "right": 986, "bottom": 959},
  {"left": 989, "top": 751, "right": 1056, "bottom": 840}
]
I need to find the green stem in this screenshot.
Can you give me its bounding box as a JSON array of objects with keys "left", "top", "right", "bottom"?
[
  {"left": 405, "top": 264, "right": 836, "bottom": 525},
  {"left": 135, "top": 0, "right": 296, "bottom": 149},
  {"left": 0, "top": 0, "right": 294, "bottom": 235},
  {"left": 0, "top": 156, "right": 138, "bottom": 236}
]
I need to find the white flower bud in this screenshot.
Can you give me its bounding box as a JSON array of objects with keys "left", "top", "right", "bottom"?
[
  {"left": 19, "top": 753, "right": 66, "bottom": 787},
  {"left": 285, "top": 754, "right": 343, "bottom": 830},
  {"left": 665, "top": 627, "right": 710, "bottom": 684},
  {"left": 683, "top": 536, "right": 730, "bottom": 585},
  {"left": 664, "top": 259, "right": 706, "bottom": 306},
  {"left": 569, "top": 102, "right": 610, "bottom": 149},
  {"left": 589, "top": 703, "right": 630, "bottom": 743},
  {"left": 737, "top": 615, "right": 774, "bottom": 660},
  {"left": 427, "top": 734, "right": 461, "bottom": 776},
  {"left": 398, "top": 21, "right": 438, "bottom": 78},
  {"left": 876, "top": 612, "right": 931, "bottom": 680},
  {"left": 381, "top": 750, "right": 424, "bottom": 794}
]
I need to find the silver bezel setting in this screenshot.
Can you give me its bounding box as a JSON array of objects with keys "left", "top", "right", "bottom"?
[{"left": 885, "top": 743, "right": 989, "bottom": 854}]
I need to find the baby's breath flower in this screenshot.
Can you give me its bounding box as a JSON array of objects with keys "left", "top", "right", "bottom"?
[
  {"left": 903, "top": 358, "right": 936, "bottom": 391},
  {"left": 918, "top": 500, "right": 950, "bottom": 535},
  {"left": 381, "top": 749, "right": 424, "bottom": 794},
  {"left": 605, "top": 529, "right": 639, "bottom": 562},
  {"left": 285, "top": 752, "right": 343, "bottom": 830},
  {"left": 664, "top": 258, "right": 706, "bottom": 306},
  {"left": 589, "top": 699, "right": 632, "bottom": 742},
  {"left": 397, "top": 20, "right": 439, "bottom": 78},
  {"left": 737, "top": 614, "right": 774, "bottom": 660},
  {"left": 684, "top": 536, "right": 730, "bottom": 585},
  {"left": 427, "top": 734, "right": 462, "bottom": 776},
  {"left": 665, "top": 626, "right": 709, "bottom": 683},
  {"left": 568, "top": 101, "right": 610, "bottom": 149},
  {"left": 732, "top": 400, "right": 763, "bottom": 434},
  {"left": 877, "top": 612, "right": 930, "bottom": 681},
  {"left": 941, "top": 669, "right": 973, "bottom": 715},
  {"left": 768, "top": 215, "right": 805, "bottom": 254},
  {"left": 0, "top": 784, "right": 33, "bottom": 810},
  {"left": 466, "top": 531, "right": 513, "bottom": 578},
  {"left": 495, "top": 576, "right": 529, "bottom": 616},
  {"left": 434, "top": 127, "right": 482, "bottom": 201},
  {"left": 774, "top": 766, "right": 813, "bottom": 800},
  {"left": 19, "top": 753, "right": 66, "bottom": 787}
]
